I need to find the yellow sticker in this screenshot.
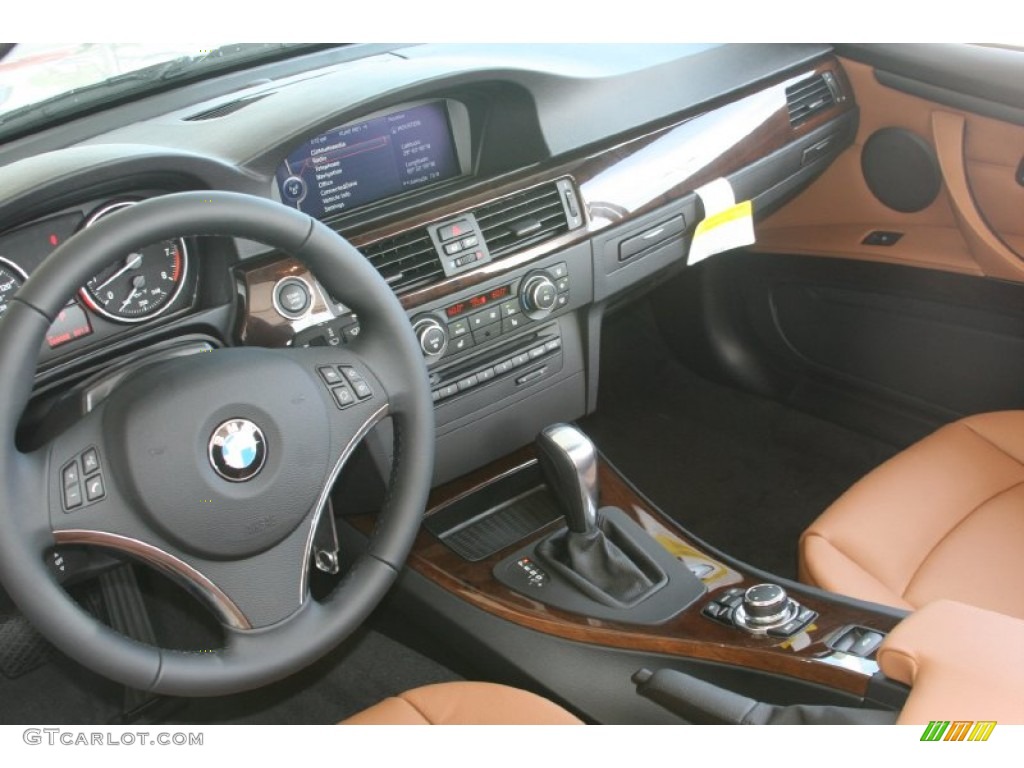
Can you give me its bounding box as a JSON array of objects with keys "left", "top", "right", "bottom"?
[{"left": 694, "top": 200, "right": 754, "bottom": 235}]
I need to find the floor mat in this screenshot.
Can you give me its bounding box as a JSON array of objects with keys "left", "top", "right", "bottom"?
[
  {"left": 169, "top": 627, "right": 461, "bottom": 724},
  {"left": 582, "top": 303, "right": 897, "bottom": 579}
]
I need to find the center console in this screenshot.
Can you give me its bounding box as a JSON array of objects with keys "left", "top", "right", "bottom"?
[{"left": 345, "top": 431, "right": 909, "bottom": 724}]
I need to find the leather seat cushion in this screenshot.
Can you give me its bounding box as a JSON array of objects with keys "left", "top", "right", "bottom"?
[
  {"left": 799, "top": 411, "right": 1024, "bottom": 619},
  {"left": 340, "top": 681, "right": 583, "bottom": 725}
]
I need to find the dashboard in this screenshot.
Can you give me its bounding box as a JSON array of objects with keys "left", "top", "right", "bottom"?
[{"left": 0, "top": 43, "right": 857, "bottom": 482}]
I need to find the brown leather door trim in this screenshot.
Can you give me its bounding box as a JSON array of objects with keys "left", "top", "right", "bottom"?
[{"left": 931, "top": 110, "right": 1024, "bottom": 281}]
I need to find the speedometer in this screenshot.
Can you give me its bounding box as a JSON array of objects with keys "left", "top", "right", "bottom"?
[
  {"left": 79, "top": 201, "right": 189, "bottom": 323},
  {"left": 0, "top": 257, "right": 28, "bottom": 320}
]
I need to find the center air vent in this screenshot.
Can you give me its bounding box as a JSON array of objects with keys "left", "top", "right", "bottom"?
[
  {"left": 360, "top": 227, "right": 444, "bottom": 293},
  {"left": 475, "top": 181, "right": 574, "bottom": 257},
  {"left": 184, "top": 93, "right": 271, "bottom": 121},
  {"left": 785, "top": 72, "right": 841, "bottom": 126}
]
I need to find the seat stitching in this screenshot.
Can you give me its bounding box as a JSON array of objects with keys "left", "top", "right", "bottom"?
[
  {"left": 397, "top": 692, "right": 436, "bottom": 724},
  {"left": 900, "top": 477, "right": 1024, "bottom": 600},
  {"left": 961, "top": 420, "right": 1024, "bottom": 466},
  {"left": 804, "top": 532, "right": 905, "bottom": 604}
]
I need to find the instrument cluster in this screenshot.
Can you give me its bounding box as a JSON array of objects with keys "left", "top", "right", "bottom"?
[{"left": 0, "top": 196, "right": 197, "bottom": 359}]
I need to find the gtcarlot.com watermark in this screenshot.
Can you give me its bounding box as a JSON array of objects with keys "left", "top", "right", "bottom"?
[{"left": 23, "top": 729, "right": 203, "bottom": 747}]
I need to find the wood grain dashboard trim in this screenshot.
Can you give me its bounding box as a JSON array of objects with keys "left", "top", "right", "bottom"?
[
  {"left": 237, "top": 58, "right": 854, "bottom": 347},
  {"left": 349, "top": 444, "right": 901, "bottom": 698}
]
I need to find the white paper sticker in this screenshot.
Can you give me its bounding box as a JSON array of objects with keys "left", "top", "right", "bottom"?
[{"left": 688, "top": 177, "right": 755, "bottom": 265}]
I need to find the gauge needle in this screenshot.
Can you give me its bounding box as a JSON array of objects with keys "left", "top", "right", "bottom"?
[
  {"left": 96, "top": 252, "right": 143, "bottom": 291},
  {"left": 119, "top": 275, "right": 146, "bottom": 310}
]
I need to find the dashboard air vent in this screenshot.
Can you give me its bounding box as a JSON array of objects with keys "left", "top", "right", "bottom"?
[
  {"left": 474, "top": 182, "right": 570, "bottom": 257},
  {"left": 785, "top": 73, "right": 839, "bottom": 126},
  {"left": 360, "top": 228, "right": 444, "bottom": 293},
  {"left": 184, "top": 93, "right": 270, "bottom": 121}
]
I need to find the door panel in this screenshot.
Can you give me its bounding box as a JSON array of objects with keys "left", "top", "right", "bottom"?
[{"left": 755, "top": 53, "right": 1024, "bottom": 280}]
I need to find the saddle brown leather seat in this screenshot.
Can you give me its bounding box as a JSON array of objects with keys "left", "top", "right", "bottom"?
[
  {"left": 340, "top": 681, "right": 582, "bottom": 725},
  {"left": 800, "top": 411, "right": 1024, "bottom": 619}
]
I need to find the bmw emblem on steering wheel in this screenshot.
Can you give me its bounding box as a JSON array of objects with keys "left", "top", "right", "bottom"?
[{"left": 209, "top": 418, "right": 267, "bottom": 482}]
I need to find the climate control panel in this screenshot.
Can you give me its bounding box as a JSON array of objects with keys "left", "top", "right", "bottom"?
[{"left": 410, "top": 262, "right": 571, "bottom": 368}]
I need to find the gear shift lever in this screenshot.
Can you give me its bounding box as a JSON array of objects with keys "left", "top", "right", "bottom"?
[{"left": 535, "top": 423, "right": 599, "bottom": 534}]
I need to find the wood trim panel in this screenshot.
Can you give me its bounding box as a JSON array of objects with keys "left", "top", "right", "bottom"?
[
  {"left": 237, "top": 58, "right": 853, "bottom": 347},
  {"left": 350, "top": 444, "right": 901, "bottom": 698}
]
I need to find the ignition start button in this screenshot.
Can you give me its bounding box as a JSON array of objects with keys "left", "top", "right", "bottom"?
[{"left": 273, "top": 277, "right": 312, "bottom": 319}]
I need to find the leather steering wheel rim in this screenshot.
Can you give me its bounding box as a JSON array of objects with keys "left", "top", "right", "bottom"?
[{"left": 0, "top": 191, "right": 435, "bottom": 696}]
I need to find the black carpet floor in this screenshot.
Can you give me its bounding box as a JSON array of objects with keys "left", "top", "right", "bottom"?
[
  {"left": 581, "top": 303, "right": 897, "bottom": 579},
  {"left": 169, "top": 626, "right": 460, "bottom": 724}
]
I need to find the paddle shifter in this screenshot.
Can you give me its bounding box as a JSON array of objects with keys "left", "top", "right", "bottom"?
[{"left": 535, "top": 423, "right": 599, "bottom": 534}]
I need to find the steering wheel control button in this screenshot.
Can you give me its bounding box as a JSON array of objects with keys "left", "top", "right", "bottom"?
[
  {"left": 81, "top": 448, "right": 100, "bottom": 475},
  {"left": 84, "top": 474, "right": 105, "bottom": 502},
  {"left": 340, "top": 367, "right": 372, "bottom": 399},
  {"left": 273, "top": 277, "right": 313, "bottom": 320},
  {"left": 208, "top": 418, "right": 268, "bottom": 482},
  {"left": 331, "top": 384, "right": 356, "bottom": 409},
  {"left": 318, "top": 366, "right": 344, "bottom": 385},
  {"left": 63, "top": 481, "right": 84, "bottom": 510},
  {"left": 62, "top": 461, "right": 81, "bottom": 488}
]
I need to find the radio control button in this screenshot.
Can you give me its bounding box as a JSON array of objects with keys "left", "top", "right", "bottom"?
[
  {"left": 511, "top": 353, "right": 530, "bottom": 367},
  {"left": 493, "top": 360, "right": 513, "bottom": 374},
  {"left": 457, "top": 374, "right": 479, "bottom": 391},
  {"left": 477, "top": 367, "right": 496, "bottom": 382}
]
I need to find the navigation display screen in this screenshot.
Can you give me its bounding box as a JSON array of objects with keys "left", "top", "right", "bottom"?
[{"left": 276, "top": 102, "right": 460, "bottom": 219}]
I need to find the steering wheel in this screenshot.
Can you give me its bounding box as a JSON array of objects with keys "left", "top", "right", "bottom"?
[{"left": 0, "top": 191, "right": 435, "bottom": 696}]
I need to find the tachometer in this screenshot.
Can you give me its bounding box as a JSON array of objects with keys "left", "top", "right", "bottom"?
[
  {"left": 0, "top": 256, "right": 28, "bottom": 320},
  {"left": 80, "top": 201, "right": 189, "bottom": 323}
]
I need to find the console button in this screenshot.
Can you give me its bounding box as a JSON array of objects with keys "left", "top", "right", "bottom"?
[
  {"left": 529, "top": 345, "right": 547, "bottom": 359},
  {"left": 472, "top": 324, "right": 502, "bottom": 345},
  {"left": 493, "top": 360, "right": 513, "bottom": 375},
  {"left": 555, "top": 293, "right": 569, "bottom": 309},
  {"left": 555, "top": 276, "right": 570, "bottom": 293},
  {"left": 501, "top": 299, "right": 520, "bottom": 318},
  {"left": 447, "top": 335, "right": 474, "bottom": 355},
  {"left": 457, "top": 374, "right": 479, "bottom": 391},
  {"left": 62, "top": 461, "right": 81, "bottom": 489},
  {"left": 550, "top": 262, "right": 568, "bottom": 279},
  {"left": 438, "top": 220, "right": 472, "bottom": 241},
  {"left": 849, "top": 630, "right": 884, "bottom": 657},
  {"left": 470, "top": 307, "right": 501, "bottom": 328},
  {"left": 477, "top": 367, "right": 496, "bottom": 382},
  {"left": 544, "top": 338, "right": 562, "bottom": 352},
  {"left": 511, "top": 353, "right": 530, "bottom": 367},
  {"left": 444, "top": 241, "right": 462, "bottom": 256},
  {"left": 81, "top": 449, "right": 100, "bottom": 476},
  {"left": 460, "top": 235, "right": 479, "bottom": 249},
  {"left": 502, "top": 316, "right": 526, "bottom": 334},
  {"left": 449, "top": 319, "right": 470, "bottom": 337},
  {"left": 84, "top": 474, "right": 105, "bottom": 502}
]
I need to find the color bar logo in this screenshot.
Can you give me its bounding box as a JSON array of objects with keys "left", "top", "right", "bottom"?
[{"left": 920, "top": 721, "right": 997, "bottom": 741}]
